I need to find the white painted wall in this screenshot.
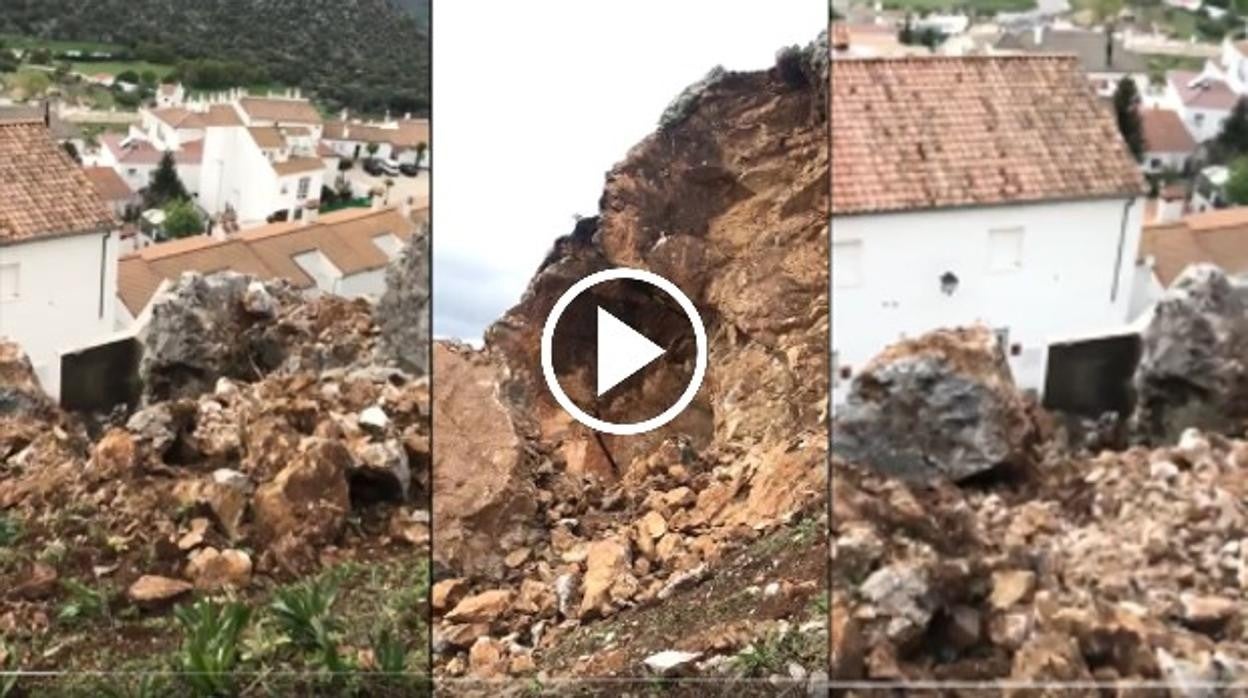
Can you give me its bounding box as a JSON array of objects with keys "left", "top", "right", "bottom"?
[
  {"left": 1143, "top": 150, "right": 1189, "bottom": 174},
  {"left": 201, "top": 126, "right": 283, "bottom": 228},
  {"left": 831, "top": 196, "right": 1144, "bottom": 404},
  {"left": 0, "top": 231, "right": 118, "bottom": 397}
]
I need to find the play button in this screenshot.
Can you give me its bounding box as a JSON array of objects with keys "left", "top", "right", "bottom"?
[
  {"left": 596, "top": 308, "right": 665, "bottom": 396},
  {"left": 541, "top": 268, "right": 707, "bottom": 436}
]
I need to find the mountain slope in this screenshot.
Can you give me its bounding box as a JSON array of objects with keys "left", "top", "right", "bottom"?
[{"left": 0, "top": 0, "right": 428, "bottom": 115}]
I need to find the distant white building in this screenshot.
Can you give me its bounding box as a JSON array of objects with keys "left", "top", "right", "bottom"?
[
  {"left": 1161, "top": 70, "right": 1238, "bottom": 142},
  {"left": 830, "top": 56, "right": 1146, "bottom": 402},
  {"left": 0, "top": 116, "right": 121, "bottom": 397},
  {"left": 115, "top": 204, "right": 424, "bottom": 324},
  {"left": 322, "top": 113, "right": 429, "bottom": 167},
  {"left": 1141, "top": 107, "right": 1197, "bottom": 174}
]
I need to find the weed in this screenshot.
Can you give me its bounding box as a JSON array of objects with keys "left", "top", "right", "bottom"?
[
  {"left": 269, "top": 574, "right": 341, "bottom": 651},
  {"left": 57, "top": 579, "right": 110, "bottom": 625},
  {"left": 0, "top": 516, "right": 21, "bottom": 547},
  {"left": 810, "top": 591, "right": 829, "bottom": 617},
  {"left": 0, "top": 642, "right": 19, "bottom": 698},
  {"left": 96, "top": 674, "right": 170, "bottom": 698},
  {"left": 174, "top": 598, "right": 251, "bottom": 698},
  {"left": 792, "top": 517, "right": 820, "bottom": 545},
  {"left": 371, "top": 629, "right": 407, "bottom": 675}
]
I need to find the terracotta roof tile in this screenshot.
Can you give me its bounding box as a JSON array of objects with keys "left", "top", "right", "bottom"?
[
  {"left": 1141, "top": 108, "right": 1197, "bottom": 154},
  {"left": 83, "top": 166, "right": 134, "bottom": 201},
  {"left": 272, "top": 156, "right": 325, "bottom": 176},
  {"left": 1140, "top": 208, "right": 1248, "bottom": 285},
  {"left": 248, "top": 126, "right": 284, "bottom": 149},
  {"left": 831, "top": 55, "right": 1146, "bottom": 216},
  {"left": 323, "top": 118, "right": 429, "bottom": 149},
  {"left": 238, "top": 97, "right": 323, "bottom": 125},
  {"left": 201, "top": 104, "right": 243, "bottom": 127},
  {"left": 117, "top": 207, "right": 414, "bottom": 315},
  {"left": 0, "top": 120, "right": 117, "bottom": 244}
]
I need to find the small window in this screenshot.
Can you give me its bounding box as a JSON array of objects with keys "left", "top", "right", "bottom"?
[
  {"left": 0, "top": 263, "right": 18, "bottom": 302},
  {"left": 832, "top": 239, "right": 863, "bottom": 287},
  {"left": 1150, "top": 158, "right": 1162, "bottom": 169},
  {"left": 297, "top": 177, "right": 310, "bottom": 199},
  {"left": 1195, "top": 113, "right": 1206, "bottom": 126},
  {"left": 988, "top": 227, "right": 1024, "bottom": 272}
]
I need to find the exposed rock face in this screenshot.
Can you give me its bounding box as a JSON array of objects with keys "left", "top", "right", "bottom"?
[
  {"left": 431, "top": 343, "right": 537, "bottom": 579},
  {"left": 432, "top": 51, "right": 828, "bottom": 678},
  {"left": 1131, "top": 264, "right": 1248, "bottom": 443},
  {"left": 832, "top": 326, "right": 1035, "bottom": 482},
  {"left": 0, "top": 341, "right": 50, "bottom": 419},
  {"left": 377, "top": 225, "right": 431, "bottom": 377}
]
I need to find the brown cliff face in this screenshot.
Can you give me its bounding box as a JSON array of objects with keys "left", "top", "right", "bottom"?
[{"left": 433, "top": 51, "right": 829, "bottom": 680}]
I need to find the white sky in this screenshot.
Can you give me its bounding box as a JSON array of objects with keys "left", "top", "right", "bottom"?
[{"left": 432, "top": 0, "right": 823, "bottom": 341}]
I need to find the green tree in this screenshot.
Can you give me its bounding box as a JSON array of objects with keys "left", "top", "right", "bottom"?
[
  {"left": 145, "top": 151, "right": 188, "bottom": 207},
  {"left": 1217, "top": 98, "right": 1248, "bottom": 160},
  {"left": 414, "top": 141, "right": 427, "bottom": 169},
  {"left": 366, "top": 142, "right": 380, "bottom": 158},
  {"left": 28, "top": 47, "right": 52, "bottom": 65},
  {"left": 139, "top": 69, "right": 158, "bottom": 86},
  {"left": 115, "top": 69, "right": 140, "bottom": 84},
  {"left": 162, "top": 198, "right": 203, "bottom": 239},
  {"left": 1112, "top": 77, "right": 1144, "bottom": 162}
]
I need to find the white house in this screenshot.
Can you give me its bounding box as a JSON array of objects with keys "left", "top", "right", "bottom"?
[
  {"left": 1141, "top": 107, "right": 1197, "bottom": 174},
  {"left": 86, "top": 133, "right": 204, "bottom": 199},
  {"left": 322, "top": 113, "right": 429, "bottom": 166},
  {"left": 156, "top": 83, "right": 186, "bottom": 108},
  {"left": 115, "top": 204, "right": 423, "bottom": 324},
  {"left": 198, "top": 123, "right": 327, "bottom": 230},
  {"left": 1163, "top": 70, "right": 1237, "bottom": 142},
  {"left": 830, "top": 55, "right": 1146, "bottom": 403},
  {"left": 0, "top": 116, "right": 121, "bottom": 398}
]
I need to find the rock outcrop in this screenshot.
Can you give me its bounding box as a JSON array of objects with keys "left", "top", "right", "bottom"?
[
  {"left": 832, "top": 326, "right": 1036, "bottom": 483},
  {"left": 378, "top": 225, "right": 432, "bottom": 377},
  {"left": 432, "top": 45, "right": 829, "bottom": 680},
  {"left": 1131, "top": 264, "right": 1248, "bottom": 443}
]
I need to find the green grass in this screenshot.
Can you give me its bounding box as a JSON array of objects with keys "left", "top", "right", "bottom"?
[{"left": 67, "top": 61, "right": 175, "bottom": 80}]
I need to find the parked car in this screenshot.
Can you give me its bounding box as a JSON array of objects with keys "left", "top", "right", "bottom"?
[
  {"left": 399, "top": 162, "right": 420, "bottom": 177},
  {"left": 363, "top": 158, "right": 385, "bottom": 176},
  {"left": 379, "top": 158, "right": 401, "bottom": 176}
]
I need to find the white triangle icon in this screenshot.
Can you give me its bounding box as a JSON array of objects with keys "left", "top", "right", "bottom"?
[{"left": 596, "top": 307, "right": 665, "bottom": 397}]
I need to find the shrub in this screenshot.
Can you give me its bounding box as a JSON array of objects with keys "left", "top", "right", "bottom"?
[{"left": 174, "top": 599, "right": 251, "bottom": 698}]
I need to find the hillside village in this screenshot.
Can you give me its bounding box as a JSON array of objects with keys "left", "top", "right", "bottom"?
[
  {"left": 831, "top": 0, "right": 1248, "bottom": 405},
  {"left": 1, "top": 83, "right": 429, "bottom": 402}
]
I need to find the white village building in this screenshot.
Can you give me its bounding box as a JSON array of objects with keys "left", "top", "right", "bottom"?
[
  {"left": 830, "top": 55, "right": 1146, "bottom": 403},
  {"left": 322, "top": 113, "right": 429, "bottom": 167},
  {"left": 0, "top": 116, "right": 121, "bottom": 397}
]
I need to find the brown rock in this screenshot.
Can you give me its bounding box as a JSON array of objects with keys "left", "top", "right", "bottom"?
[
  {"left": 177, "top": 517, "right": 211, "bottom": 551},
  {"left": 186, "top": 548, "right": 252, "bottom": 590},
  {"left": 11, "top": 562, "right": 58, "bottom": 600},
  {"left": 515, "top": 578, "right": 556, "bottom": 616},
  {"left": 1009, "top": 633, "right": 1095, "bottom": 694},
  {"left": 830, "top": 598, "right": 864, "bottom": 679},
  {"left": 432, "top": 578, "right": 468, "bottom": 613},
  {"left": 445, "top": 589, "right": 513, "bottom": 624},
  {"left": 468, "top": 637, "right": 508, "bottom": 678},
  {"left": 440, "top": 622, "right": 489, "bottom": 648},
  {"left": 94, "top": 429, "right": 137, "bottom": 473},
  {"left": 990, "top": 569, "right": 1037, "bottom": 610},
  {"left": 580, "top": 537, "right": 633, "bottom": 617},
  {"left": 252, "top": 438, "right": 351, "bottom": 545},
  {"left": 128, "top": 575, "right": 193, "bottom": 606},
  {"left": 432, "top": 344, "right": 537, "bottom": 579},
  {"left": 504, "top": 547, "right": 531, "bottom": 568},
  {"left": 1180, "top": 594, "right": 1239, "bottom": 633},
  {"left": 639, "top": 510, "right": 667, "bottom": 540},
  {"left": 509, "top": 653, "right": 537, "bottom": 675}
]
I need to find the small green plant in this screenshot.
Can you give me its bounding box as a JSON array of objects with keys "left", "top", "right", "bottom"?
[
  {"left": 1, "top": 642, "right": 20, "bottom": 698},
  {"left": 57, "top": 579, "right": 110, "bottom": 625},
  {"left": 372, "top": 629, "right": 406, "bottom": 675},
  {"left": 810, "top": 591, "right": 829, "bottom": 617},
  {"left": 97, "top": 674, "right": 169, "bottom": 698},
  {"left": 174, "top": 599, "right": 251, "bottom": 698},
  {"left": 269, "top": 575, "right": 341, "bottom": 650},
  {"left": 0, "top": 516, "right": 21, "bottom": 547}
]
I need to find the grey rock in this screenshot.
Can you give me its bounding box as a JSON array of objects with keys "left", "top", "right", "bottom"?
[
  {"left": 376, "top": 226, "right": 430, "bottom": 377},
  {"left": 832, "top": 325, "right": 1033, "bottom": 482},
  {"left": 1131, "top": 265, "right": 1248, "bottom": 443}
]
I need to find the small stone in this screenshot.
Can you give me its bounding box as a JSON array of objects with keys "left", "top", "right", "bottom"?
[
  {"left": 946, "top": 605, "right": 981, "bottom": 649},
  {"left": 639, "top": 510, "right": 667, "bottom": 540},
  {"left": 468, "top": 637, "right": 508, "bottom": 678},
  {"left": 1180, "top": 594, "right": 1238, "bottom": 633},
  {"left": 177, "top": 518, "right": 211, "bottom": 551},
  {"left": 186, "top": 548, "right": 252, "bottom": 590},
  {"left": 509, "top": 653, "right": 537, "bottom": 675},
  {"left": 12, "top": 562, "right": 58, "bottom": 600},
  {"left": 445, "top": 589, "right": 513, "bottom": 624},
  {"left": 128, "top": 575, "right": 193, "bottom": 606},
  {"left": 763, "top": 581, "right": 781, "bottom": 598},
  {"left": 580, "top": 538, "right": 633, "bottom": 617},
  {"left": 1150, "top": 460, "right": 1180, "bottom": 481},
  {"left": 643, "top": 650, "right": 700, "bottom": 676},
  {"left": 243, "top": 280, "right": 277, "bottom": 317},
  {"left": 432, "top": 578, "right": 468, "bottom": 613},
  {"left": 359, "top": 405, "right": 390, "bottom": 431},
  {"left": 989, "top": 569, "right": 1036, "bottom": 610},
  {"left": 504, "top": 547, "right": 531, "bottom": 568}
]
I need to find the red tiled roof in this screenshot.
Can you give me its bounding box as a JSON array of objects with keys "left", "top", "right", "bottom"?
[
  {"left": 238, "top": 97, "right": 323, "bottom": 125},
  {"left": 0, "top": 120, "right": 117, "bottom": 243},
  {"left": 831, "top": 55, "right": 1145, "bottom": 216},
  {"left": 1142, "top": 207, "right": 1248, "bottom": 285},
  {"left": 101, "top": 134, "right": 203, "bottom": 166},
  {"left": 83, "top": 166, "right": 134, "bottom": 201},
  {"left": 272, "top": 156, "right": 324, "bottom": 176},
  {"left": 323, "top": 118, "right": 428, "bottom": 149},
  {"left": 1141, "top": 108, "right": 1197, "bottom": 155},
  {"left": 1169, "top": 71, "right": 1238, "bottom": 111}
]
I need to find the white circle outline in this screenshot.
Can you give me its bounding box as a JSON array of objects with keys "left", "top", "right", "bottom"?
[{"left": 540, "top": 267, "right": 707, "bottom": 436}]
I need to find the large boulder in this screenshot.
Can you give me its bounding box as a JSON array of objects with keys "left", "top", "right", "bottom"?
[
  {"left": 377, "top": 226, "right": 431, "bottom": 377},
  {"left": 0, "top": 341, "right": 50, "bottom": 418},
  {"left": 832, "top": 326, "right": 1034, "bottom": 482},
  {"left": 1131, "top": 264, "right": 1248, "bottom": 443}
]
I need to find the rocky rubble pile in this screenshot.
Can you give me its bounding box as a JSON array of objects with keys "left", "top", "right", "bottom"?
[
  {"left": 431, "top": 46, "right": 829, "bottom": 681},
  {"left": 832, "top": 325, "right": 1248, "bottom": 690},
  {"left": 0, "top": 233, "right": 430, "bottom": 622}
]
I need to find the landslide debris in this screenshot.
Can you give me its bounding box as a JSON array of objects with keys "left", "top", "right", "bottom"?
[
  {"left": 832, "top": 325, "right": 1248, "bottom": 689},
  {"left": 432, "top": 43, "right": 829, "bottom": 687},
  {"left": 0, "top": 230, "right": 431, "bottom": 691}
]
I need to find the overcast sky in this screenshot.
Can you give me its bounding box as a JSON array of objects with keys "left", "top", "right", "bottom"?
[{"left": 432, "top": 0, "right": 822, "bottom": 341}]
